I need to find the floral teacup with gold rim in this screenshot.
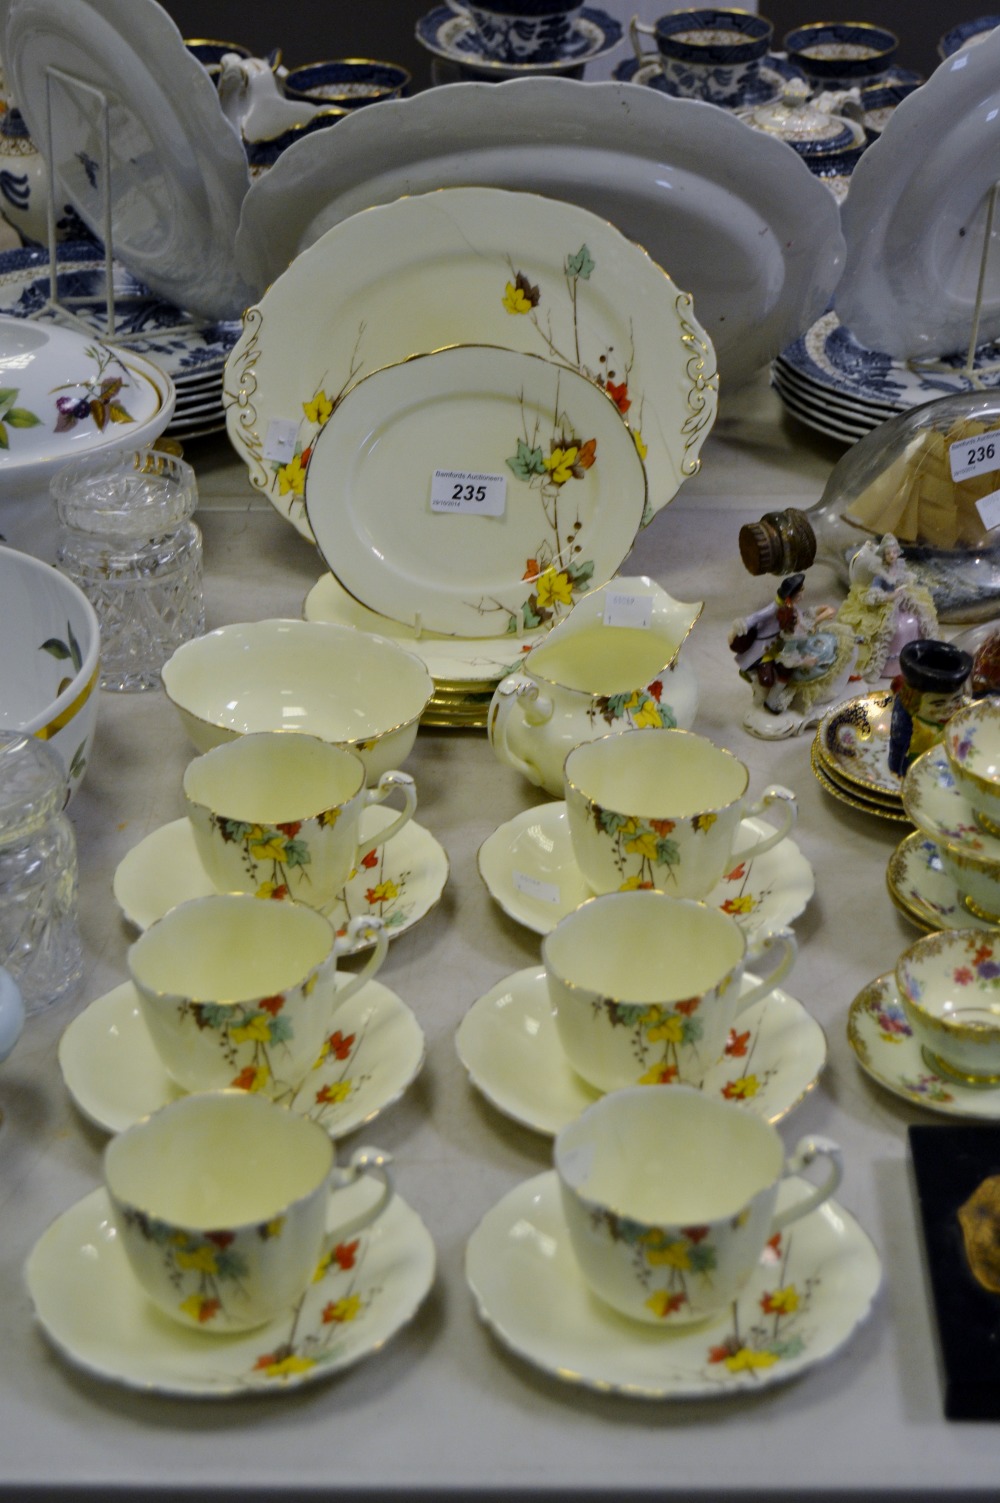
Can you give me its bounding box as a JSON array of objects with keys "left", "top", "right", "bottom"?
[
  {"left": 896, "top": 928, "right": 1000, "bottom": 1087},
  {"left": 563, "top": 727, "right": 796, "bottom": 898},
  {"left": 944, "top": 699, "right": 1000, "bottom": 837},
  {"left": 105, "top": 1091, "right": 393, "bottom": 1332},
  {"left": 542, "top": 890, "right": 796, "bottom": 1092},
  {"left": 127, "top": 894, "right": 387, "bottom": 1098},
  {"left": 488, "top": 576, "right": 702, "bottom": 797},
  {"left": 183, "top": 731, "right": 416, "bottom": 913},
  {"left": 554, "top": 1085, "right": 842, "bottom": 1325}
]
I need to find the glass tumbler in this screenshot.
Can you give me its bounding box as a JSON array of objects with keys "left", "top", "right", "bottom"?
[
  {"left": 0, "top": 733, "right": 83, "bottom": 1012},
  {"left": 52, "top": 446, "right": 205, "bottom": 691}
]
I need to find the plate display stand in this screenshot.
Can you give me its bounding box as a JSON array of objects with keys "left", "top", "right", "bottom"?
[
  {"left": 910, "top": 178, "right": 1000, "bottom": 388},
  {"left": 38, "top": 64, "right": 195, "bottom": 344}
]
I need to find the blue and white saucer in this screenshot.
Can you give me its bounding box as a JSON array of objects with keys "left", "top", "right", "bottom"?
[{"left": 416, "top": 6, "right": 623, "bottom": 76}]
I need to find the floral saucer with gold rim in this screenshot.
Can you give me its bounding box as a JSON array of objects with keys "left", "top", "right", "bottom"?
[
  {"left": 26, "top": 1185, "right": 434, "bottom": 1397},
  {"left": 59, "top": 976, "right": 424, "bottom": 1139},
  {"left": 112, "top": 807, "right": 448, "bottom": 949},
  {"left": 814, "top": 691, "right": 902, "bottom": 800},
  {"left": 455, "top": 965, "right": 826, "bottom": 1136},
  {"left": 848, "top": 973, "right": 1000, "bottom": 1117},
  {"left": 886, "top": 830, "right": 999, "bottom": 934},
  {"left": 477, "top": 802, "right": 814, "bottom": 942},
  {"left": 465, "top": 1172, "right": 880, "bottom": 1398}
]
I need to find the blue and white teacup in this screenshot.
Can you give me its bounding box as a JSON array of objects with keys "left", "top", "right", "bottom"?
[
  {"left": 783, "top": 22, "right": 898, "bottom": 89},
  {"left": 447, "top": 0, "right": 583, "bottom": 64},
  {"left": 630, "top": 7, "right": 773, "bottom": 106}
]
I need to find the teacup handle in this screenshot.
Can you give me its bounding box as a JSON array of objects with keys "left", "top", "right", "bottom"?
[
  {"left": 357, "top": 771, "right": 417, "bottom": 863},
  {"left": 326, "top": 1145, "right": 394, "bottom": 1243},
  {"left": 771, "top": 1135, "right": 843, "bottom": 1234},
  {"left": 446, "top": 0, "right": 475, "bottom": 18},
  {"left": 729, "top": 785, "right": 797, "bottom": 866},
  {"left": 629, "top": 15, "right": 660, "bottom": 66},
  {"left": 733, "top": 927, "right": 797, "bottom": 1015},
  {"left": 331, "top": 915, "right": 388, "bottom": 1008}
]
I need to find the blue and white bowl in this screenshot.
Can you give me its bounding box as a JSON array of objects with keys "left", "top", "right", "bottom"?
[
  {"left": 632, "top": 7, "right": 773, "bottom": 106},
  {"left": 938, "top": 16, "right": 1000, "bottom": 60}
]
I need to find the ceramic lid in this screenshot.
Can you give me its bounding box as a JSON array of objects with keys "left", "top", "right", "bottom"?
[{"left": 0, "top": 316, "right": 164, "bottom": 471}]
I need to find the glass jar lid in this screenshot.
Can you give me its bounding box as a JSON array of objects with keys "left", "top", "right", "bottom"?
[{"left": 51, "top": 447, "right": 198, "bottom": 537}]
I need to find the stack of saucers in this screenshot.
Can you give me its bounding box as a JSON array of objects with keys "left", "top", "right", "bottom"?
[{"left": 810, "top": 691, "right": 907, "bottom": 821}]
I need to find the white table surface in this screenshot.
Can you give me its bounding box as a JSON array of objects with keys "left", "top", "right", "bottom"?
[{"left": 2, "top": 374, "right": 997, "bottom": 1500}]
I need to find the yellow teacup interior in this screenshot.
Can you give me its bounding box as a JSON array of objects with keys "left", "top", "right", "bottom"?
[
  {"left": 566, "top": 728, "right": 748, "bottom": 816},
  {"left": 129, "top": 895, "right": 332, "bottom": 1001},
  {"left": 184, "top": 731, "right": 365, "bottom": 823},
  {"left": 525, "top": 624, "right": 677, "bottom": 696}
]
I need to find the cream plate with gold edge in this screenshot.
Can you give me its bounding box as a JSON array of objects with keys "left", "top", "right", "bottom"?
[
  {"left": 60, "top": 975, "right": 424, "bottom": 1138},
  {"left": 162, "top": 620, "right": 434, "bottom": 785},
  {"left": 234, "top": 78, "right": 843, "bottom": 390},
  {"left": 456, "top": 964, "right": 826, "bottom": 1135},
  {"left": 26, "top": 1185, "right": 434, "bottom": 1397},
  {"left": 113, "top": 808, "right": 448, "bottom": 947},
  {"left": 477, "top": 802, "right": 814, "bottom": 940},
  {"left": 465, "top": 1171, "right": 880, "bottom": 1398},
  {"left": 304, "top": 573, "right": 537, "bottom": 687},
  {"left": 849, "top": 972, "right": 1000, "bottom": 1117},
  {"left": 303, "top": 346, "right": 646, "bottom": 639},
  {"left": 886, "top": 830, "right": 1000, "bottom": 934},
  {"left": 225, "top": 186, "right": 715, "bottom": 541},
  {"left": 815, "top": 691, "right": 902, "bottom": 800}
]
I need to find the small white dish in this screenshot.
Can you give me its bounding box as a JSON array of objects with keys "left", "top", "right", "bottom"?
[
  {"left": 113, "top": 808, "right": 449, "bottom": 948},
  {"left": 303, "top": 345, "right": 647, "bottom": 638},
  {"left": 456, "top": 965, "right": 825, "bottom": 1135},
  {"left": 59, "top": 975, "right": 424, "bottom": 1138},
  {"left": 848, "top": 972, "right": 1000, "bottom": 1117},
  {"left": 26, "top": 1185, "right": 434, "bottom": 1397},
  {"left": 886, "top": 830, "right": 998, "bottom": 934},
  {"left": 465, "top": 1171, "right": 880, "bottom": 1398},
  {"left": 477, "top": 803, "right": 814, "bottom": 942}
]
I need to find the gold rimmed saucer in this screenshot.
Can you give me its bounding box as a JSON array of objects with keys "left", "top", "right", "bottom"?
[
  {"left": 810, "top": 737, "right": 910, "bottom": 823},
  {"left": 814, "top": 691, "right": 903, "bottom": 802}
]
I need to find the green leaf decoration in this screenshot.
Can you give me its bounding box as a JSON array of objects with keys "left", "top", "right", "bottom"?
[
  {"left": 566, "top": 244, "right": 595, "bottom": 280},
  {"left": 659, "top": 703, "right": 678, "bottom": 730},
  {"left": 598, "top": 809, "right": 632, "bottom": 836},
  {"left": 506, "top": 439, "right": 546, "bottom": 482},
  {"left": 521, "top": 599, "right": 542, "bottom": 630},
  {"left": 284, "top": 838, "right": 311, "bottom": 868},
  {"left": 199, "top": 1003, "right": 234, "bottom": 1030},
  {"left": 69, "top": 743, "right": 87, "bottom": 780},
  {"left": 6, "top": 407, "right": 41, "bottom": 428},
  {"left": 566, "top": 558, "right": 595, "bottom": 586},
  {"left": 0, "top": 422, "right": 8, "bottom": 450},
  {"left": 215, "top": 1249, "right": 250, "bottom": 1281},
  {"left": 0, "top": 388, "right": 17, "bottom": 421},
  {"left": 40, "top": 637, "right": 73, "bottom": 661},
  {"left": 680, "top": 1016, "right": 704, "bottom": 1045},
  {"left": 655, "top": 837, "right": 680, "bottom": 867},
  {"left": 603, "top": 693, "right": 632, "bottom": 720},
  {"left": 67, "top": 620, "right": 82, "bottom": 673},
  {"left": 688, "top": 1243, "right": 717, "bottom": 1274},
  {"left": 268, "top": 1015, "right": 294, "bottom": 1045}
]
